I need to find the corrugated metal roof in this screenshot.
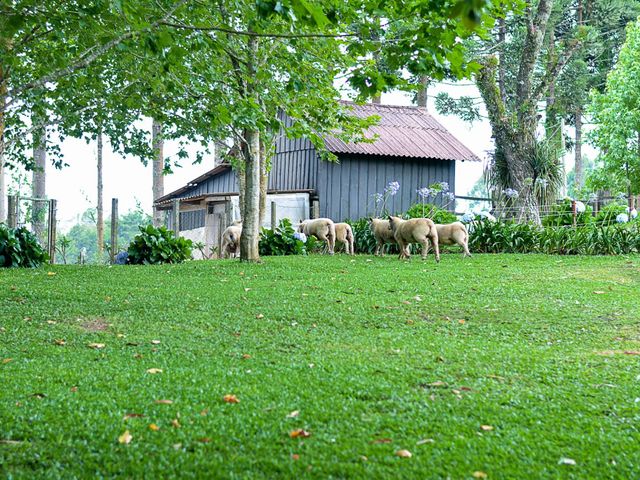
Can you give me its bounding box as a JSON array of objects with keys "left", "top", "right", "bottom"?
[
  {"left": 324, "top": 102, "right": 480, "bottom": 162},
  {"left": 154, "top": 163, "right": 233, "bottom": 205}
]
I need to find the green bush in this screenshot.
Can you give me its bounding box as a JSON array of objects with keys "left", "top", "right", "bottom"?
[
  {"left": 595, "top": 202, "right": 628, "bottom": 226},
  {"left": 127, "top": 225, "right": 193, "bottom": 264},
  {"left": 468, "top": 218, "right": 640, "bottom": 255},
  {"left": 542, "top": 199, "right": 593, "bottom": 227},
  {"left": 405, "top": 203, "right": 457, "bottom": 224},
  {"left": 0, "top": 224, "right": 49, "bottom": 267},
  {"left": 259, "top": 218, "right": 311, "bottom": 256}
]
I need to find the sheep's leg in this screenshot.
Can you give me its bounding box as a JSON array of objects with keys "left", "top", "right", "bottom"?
[
  {"left": 327, "top": 228, "right": 335, "bottom": 255},
  {"left": 421, "top": 240, "right": 428, "bottom": 260},
  {"left": 431, "top": 234, "right": 441, "bottom": 263}
]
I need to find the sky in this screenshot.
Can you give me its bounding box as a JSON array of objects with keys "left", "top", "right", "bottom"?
[{"left": 10, "top": 81, "right": 589, "bottom": 232}]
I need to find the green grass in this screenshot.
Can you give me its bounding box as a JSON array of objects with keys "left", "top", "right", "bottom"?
[{"left": 1, "top": 254, "right": 640, "bottom": 478}]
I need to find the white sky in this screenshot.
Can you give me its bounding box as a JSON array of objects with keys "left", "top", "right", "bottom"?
[{"left": 10, "top": 82, "right": 590, "bottom": 232}]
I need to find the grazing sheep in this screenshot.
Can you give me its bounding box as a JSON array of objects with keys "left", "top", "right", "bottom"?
[
  {"left": 298, "top": 218, "right": 336, "bottom": 254},
  {"left": 431, "top": 222, "right": 471, "bottom": 257},
  {"left": 388, "top": 215, "right": 440, "bottom": 262},
  {"left": 220, "top": 221, "right": 242, "bottom": 258},
  {"left": 368, "top": 218, "right": 397, "bottom": 256},
  {"left": 335, "top": 222, "right": 355, "bottom": 255}
]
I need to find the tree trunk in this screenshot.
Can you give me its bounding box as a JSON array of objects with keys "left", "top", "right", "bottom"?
[
  {"left": 574, "top": 106, "right": 583, "bottom": 190},
  {"left": 97, "top": 132, "right": 104, "bottom": 259},
  {"left": 0, "top": 67, "right": 7, "bottom": 223},
  {"left": 416, "top": 75, "right": 429, "bottom": 108},
  {"left": 498, "top": 17, "right": 507, "bottom": 104},
  {"left": 236, "top": 164, "right": 246, "bottom": 220},
  {"left": 258, "top": 135, "right": 268, "bottom": 226},
  {"left": 152, "top": 118, "right": 165, "bottom": 226},
  {"left": 240, "top": 129, "right": 260, "bottom": 261},
  {"left": 32, "top": 119, "right": 47, "bottom": 240}
]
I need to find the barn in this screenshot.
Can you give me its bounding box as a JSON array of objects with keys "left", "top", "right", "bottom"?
[{"left": 154, "top": 102, "right": 479, "bottom": 257}]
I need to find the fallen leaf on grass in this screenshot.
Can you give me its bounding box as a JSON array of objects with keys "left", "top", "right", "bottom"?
[
  {"left": 241, "top": 354, "right": 251, "bottom": 360},
  {"left": 151, "top": 340, "right": 161, "bottom": 345},
  {"left": 118, "top": 430, "right": 132, "bottom": 444},
  {"left": 198, "top": 437, "right": 211, "bottom": 443},
  {"left": 593, "top": 291, "right": 606, "bottom": 295},
  {"left": 286, "top": 410, "right": 300, "bottom": 418},
  {"left": 416, "top": 438, "right": 435, "bottom": 445},
  {"left": 559, "top": 457, "right": 576, "bottom": 465},
  {"left": 255, "top": 314, "right": 264, "bottom": 319},
  {"left": 46, "top": 320, "right": 56, "bottom": 325},
  {"left": 473, "top": 471, "right": 488, "bottom": 479},
  {"left": 291, "top": 453, "right": 300, "bottom": 460},
  {"left": 2, "top": 358, "right": 13, "bottom": 364},
  {"left": 244, "top": 288, "right": 251, "bottom": 292},
  {"left": 70, "top": 386, "right": 78, "bottom": 392},
  {"left": 425, "top": 381, "right": 447, "bottom": 388},
  {"left": 223, "top": 394, "right": 239, "bottom": 404},
  {"left": 54, "top": 339, "right": 66, "bottom": 346},
  {"left": 371, "top": 438, "right": 392, "bottom": 444},
  {"left": 171, "top": 419, "right": 181, "bottom": 428},
  {"left": 87, "top": 343, "right": 105, "bottom": 349},
  {"left": 401, "top": 300, "right": 412, "bottom": 305},
  {"left": 149, "top": 423, "right": 160, "bottom": 431},
  {"left": 47, "top": 272, "right": 56, "bottom": 276},
  {"left": 413, "top": 295, "right": 423, "bottom": 302},
  {"left": 396, "top": 449, "right": 412, "bottom": 458},
  {"left": 154, "top": 399, "right": 173, "bottom": 405},
  {"left": 289, "top": 429, "right": 311, "bottom": 439},
  {"left": 173, "top": 443, "right": 182, "bottom": 450},
  {"left": 624, "top": 351, "right": 640, "bottom": 355},
  {"left": 458, "top": 319, "right": 466, "bottom": 324},
  {"left": 480, "top": 425, "right": 494, "bottom": 431},
  {"left": 0, "top": 440, "right": 22, "bottom": 445},
  {"left": 31, "top": 393, "right": 46, "bottom": 399},
  {"left": 200, "top": 409, "right": 209, "bottom": 416},
  {"left": 146, "top": 368, "right": 163, "bottom": 374},
  {"left": 124, "top": 413, "right": 144, "bottom": 420}
]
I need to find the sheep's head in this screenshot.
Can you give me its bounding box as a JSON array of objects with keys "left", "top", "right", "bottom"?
[
  {"left": 297, "top": 221, "right": 306, "bottom": 233},
  {"left": 388, "top": 215, "right": 403, "bottom": 231}
]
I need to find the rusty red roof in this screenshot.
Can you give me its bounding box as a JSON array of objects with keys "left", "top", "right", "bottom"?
[{"left": 324, "top": 102, "right": 480, "bottom": 162}]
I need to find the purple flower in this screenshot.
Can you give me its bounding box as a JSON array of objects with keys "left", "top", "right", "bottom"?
[
  {"left": 416, "top": 187, "right": 432, "bottom": 199},
  {"left": 439, "top": 182, "right": 449, "bottom": 193},
  {"left": 385, "top": 181, "right": 400, "bottom": 196},
  {"left": 372, "top": 192, "right": 383, "bottom": 204},
  {"left": 444, "top": 192, "right": 455, "bottom": 201}
]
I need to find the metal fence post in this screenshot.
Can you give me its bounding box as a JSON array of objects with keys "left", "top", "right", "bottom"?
[
  {"left": 110, "top": 198, "right": 118, "bottom": 264},
  {"left": 47, "top": 199, "right": 57, "bottom": 263},
  {"left": 270, "top": 201, "right": 277, "bottom": 230},
  {"left": 172, "top": 198, "right": 180, "bottom": 237},
  {"left": 7, "top": 195, "right": 17, "bottom": 228}
]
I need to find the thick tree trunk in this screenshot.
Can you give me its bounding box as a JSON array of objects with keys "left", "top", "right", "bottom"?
[
  {"left": 574, "top": 106, "right": 583, "bottom": 190},
  {"left": 498, "top": 17, "right": 507, "bottom": 104},
  {"left": 152, "top": 118, "right": 165, "bottom": 226},
  {"left": 240, "top": 129, "right": 260, "bottom": 261},
  {"left": 416, "top": 75, "right": 429, "bottom": 108},
  {"left": 32, "top": 119, "right": 47, "bottom": 240},
  {"left": 236, "top": 165, "right": 246, "bottom": 220},
  {"left": 97, "top": 132, "right": 104, "bottom": 259}
]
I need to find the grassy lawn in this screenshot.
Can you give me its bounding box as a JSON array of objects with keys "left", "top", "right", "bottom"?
[{"left": 1, "top": 253, "right": 640, "bottom": 478}]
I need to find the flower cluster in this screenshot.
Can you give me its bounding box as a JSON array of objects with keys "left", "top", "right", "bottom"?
[
  {"left": 384, "top": 181, "right": 400, "bottom": 196},
  {"left": 439, "top": 182, "right": 450, "bottom": 193},
  {"left": 416, "top": 187, "right": 433, "bottom": 199},
  {"left": 372, "top": 192, "right": 383, "bottom": 204},
  {"left": 575, "top": 201, "right": 586, "bottom": 214},
  {"left": 293, "top": 232, "right": 307, "bottom": 243},
  {"left": 502, "top": 188, "right": 519, "bottom": 199},
  {"left": 535, "top": 178, "right": 549, "bottom": 188},
  {"left": 444, "top": 192, "right": 456, "bottom": 201},
  {"left": 616, "top": 213, "right": 629, "bottom": 223}
]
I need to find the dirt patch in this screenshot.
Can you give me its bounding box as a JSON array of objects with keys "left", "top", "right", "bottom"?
[{"left": 80, "top": 318, "right": 110, "bottom": 332}]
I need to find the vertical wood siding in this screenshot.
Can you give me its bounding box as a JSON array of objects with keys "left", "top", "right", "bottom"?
[{"left": 316, "top": 154, "right": 455, "bottom": 221}]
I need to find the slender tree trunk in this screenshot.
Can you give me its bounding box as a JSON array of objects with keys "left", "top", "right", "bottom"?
[
  {"left": 32, "top": 118, "right": 47, "bottom": 240},
  {"left": 0, "top": 67, "right": 7, "bottom": 223},
  {"left": 498, "top": 17, "right": 507, "bottom": 104},
  {"left": 237, "top": 164, "right": 246, "bottom": 220},
  {"left": 416, "top": 75, "right": 430, "bottom": 108},
  {"left": 240, "top": 35, "right": 261, "bottom": 261},
  {"left": 574, "top": 106, "right": 583, "bottom": 190},
  {"left": 258, "top": 136, "right": 268, "bottom": 226},
  {"left": 152, "top": 118, "right": 165, "bottom": 226},
  {"left": 97, "top": 132, "right": 104, "bottom": 260}
]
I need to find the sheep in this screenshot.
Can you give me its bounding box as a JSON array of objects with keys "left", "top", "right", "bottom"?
[
  {"left": 430, "top": 221, "right": 471, "bottom": 257},
  {"left": 334, "top": 222, "right": 355, "bottom": 255},
  {"left": 388, "top": 215, "right": 440, "bottom": 262},
  {"left": 220, "top": 221, "right": 242, "bottom": 258},
  {"left": 297, "top": 218, "right": 336, "bottom": 254},
  {"left": 368, "top": 218, "right": 397, "bottom": 256}
]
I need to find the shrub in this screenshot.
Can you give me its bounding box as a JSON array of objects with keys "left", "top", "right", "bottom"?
[
  {"left": 0, "top": 224, "right": 49, "bottom": 267},
  {"left": 595, "top": 202, "right": 628, "bottom": 226},
  {"left": 542, "top": 199, "right": 593, "bottom": 227},
  {"left": 405, "top": 203, "right": 457, "bottom": 224},
  {"left": 259, "top": 218, "right": 311, "bottom": 256},
  {"left": 127, "top": 225, "right": 193, "bottom": 264},
  {"left": 468, "top": 218, "right": 640, "bottom": 255}
]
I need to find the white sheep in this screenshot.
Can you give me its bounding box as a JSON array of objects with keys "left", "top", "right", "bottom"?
[
  {"left": 368, "top": 217, "right": 397, "bottom": 256},
  {"left": 335, "top": 222, "right": 355, "bottom": 255},
  {"left": 297, "top": 218, "right": 336, "bottom": 254},
  {"left": 220, "top": 221, "right": 242, "bottom": 258},
  {"left": 388, "top": 215, "right": 440, "bottom": 262},
  {"left": 431, "top": 222, "right": 471, "bottom": 257}
]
